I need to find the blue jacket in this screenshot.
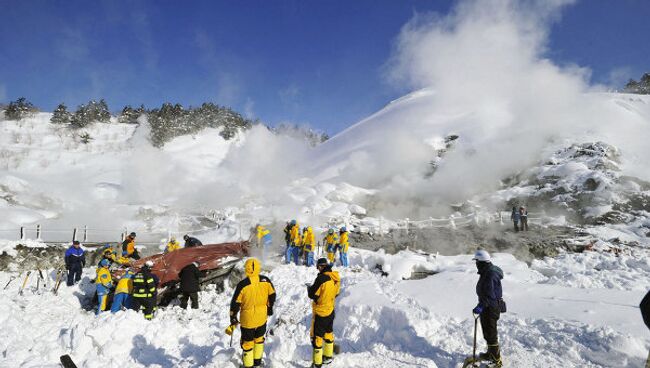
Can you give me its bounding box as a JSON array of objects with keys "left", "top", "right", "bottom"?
[
  {"left": 64, "top": 246, "right": 86, "bottom": 268},
  {"left": 476, "top": 263, "right": 503, "bottom": 309},
  {"left": 511, "top": 209, "right": 521, "bottom": 221}
]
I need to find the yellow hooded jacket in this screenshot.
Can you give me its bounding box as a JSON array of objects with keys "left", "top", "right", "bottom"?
[
  {"left": 166, "top": 240, "right": 182, "bottom": 253},
  {"left": 308, "top": 265, "right": 340, "bottom": 317},
  {"left": 290, "top": 224, "right": 301, "bottom": 246},
  {"left": 338, "top": 231, "right": 349, "bottom": 253},
  {"left": 256, "top": 226, "right": 270, "bottom": 240},
  {"left": 115, "top": 273, "right": 134, "bottom": 294},
  {"left": 324, "top": 233, "right": 338, "bottom": 245},
  {"left": 230, "top": 258, "right": 276, "bottom": 329},
  {"left": 302, "top": 227, "right": 315, "bottom": 252}
]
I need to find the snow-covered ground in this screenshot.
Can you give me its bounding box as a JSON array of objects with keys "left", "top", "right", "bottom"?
[{"left": 0, "top": 247, "right": 647, "bottom": 368}]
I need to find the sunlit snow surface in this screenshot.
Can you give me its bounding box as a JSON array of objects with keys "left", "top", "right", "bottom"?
[{"left": 0, "top": 248, "right": 647, "bottom": 368}]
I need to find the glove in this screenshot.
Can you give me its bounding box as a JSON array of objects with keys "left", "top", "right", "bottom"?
[
  {"left": 472, "top": 305, "right": 483, "bottom": 315},
  {"left": 224, "top": 324, "right": 236, "bottom": 336},
  {"left": 230, "top": 316, "right": 239, "bottom": 326},
  {"left": 267, "top": 306, "right": 273, "bottom": 316}
]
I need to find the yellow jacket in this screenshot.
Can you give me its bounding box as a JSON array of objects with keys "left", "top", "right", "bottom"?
[
  {"left": 230, "top": 258, "right": 276, "bottom": 329},
  {"left": 115, "top": 274, "right": 133, "bottom": 294},
  {"left": 302, "top": 227, "right": 315, "bottom": 252},
  {"left": 256, "top": 226, "right": 270, "bottom": 240},
  {"left": 324, "top": 233, "right": 338, "bottom": 245},
  {"left": 290, "top": 224, "right": 301, "bottom": 245},
  {"left": 338, "top": 231, "right": 349, "bottom": 253},
  {"left": 308, "top": 266, "right": 340, "bottom": 317},
  {"left": 166, "top": 240, "right": 182, "bottom": 253}
]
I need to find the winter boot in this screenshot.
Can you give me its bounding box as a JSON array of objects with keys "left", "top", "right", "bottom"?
[
  {"left": 323, "top": 340, "right": 334, "bottom": 364},
  {"left": 487, "top": 344, "right": 502, "bottom": 367},
  {"left": 312, "top": 347, "right": 323, "bottom": 368},
  {"left": 253, "top": 342, "right": 264, "bottom": 367},
  {"left": 242, "top": 348, "right": 254, "bottom": 368}
]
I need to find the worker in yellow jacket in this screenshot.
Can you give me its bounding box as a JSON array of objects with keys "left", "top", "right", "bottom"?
[
  {"left": 323, "top": 229, "right": 338, "bottom": 264},
  {"left": 337, "top": 227, "right": 350, "bottom": 267},
  {"left": 111, "top": 270, "right": 134, "bottom": 312},
  {"left": 302, "top": 226, "right": 316, "bottom": 267},
  {"left": 307, "top": 258, "right": 341, "bottom": 367},
  {"left": 290, "top": 222, "right": 302, "bottom": 265},
  {"left": 256, "top": 224, "right": 272, "bottom": 261},
  {"left": 95, "top": 259, "right": 113, "bottom": 315},
  {"left": 226, "top": 258, "right": 276, "bottom": 368},
  {"left": 165, "top": 236, "right": 182, "bottom": 253}
]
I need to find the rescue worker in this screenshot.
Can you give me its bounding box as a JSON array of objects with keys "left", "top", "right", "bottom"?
[
  {"left": 183, "top": 234, "right": 203, "bottom": 248},
  {"left": 290, "top": 221, "right": 302, "bottom": 265},
  {"left": 122, "top": 232, "right": 140, "bottom": 260},
  {"left": 132, "top": 260, "right": 159, "bottom": 320},
  {"left": 284, "top": 221, "right": 295, "bottom": 264},
  {"left": 323, "top": 229, "right": 338, "bottom": 264},
  {"left": 64, "top": 240, "right": 85, "bottom": 286},
  {"left": 519, "top": 206, "right": 529, "bottom": 231},
  {"left": 308, "top": 258, "right": 341, "bottom": 367},
  {"left": 179, "top": 262, "right": 201, "bottom": 310},
  {"left": 95, "top": 259, "right": 113, "bottom": 315},
  {"left": 111, "top": 270, "right": 134, "bottom": 313},
  {"left": 226, "top": 258, "right": 276, "bottom": 368},
  {"left": 256, "top": 224, "right": 272, "bottom": 260},
  {"left": 337, "top": 227, "right": 350, "bottom": 267},
  {"left": 302, "top": 226, "right": 316, "bottom": 267},
  {"left": 472, "top": 249, "right": 504, "bottom": 367},
  {"left": 165, "top": 236, "right": 182, "bottom": 253},
  {"left": 98, "top": 246, "right": 115, "bottom": 267}
]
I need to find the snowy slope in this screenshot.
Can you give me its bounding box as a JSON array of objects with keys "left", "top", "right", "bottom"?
[{"left": 1, "top": 248, "right": 647, "bottom": 368}]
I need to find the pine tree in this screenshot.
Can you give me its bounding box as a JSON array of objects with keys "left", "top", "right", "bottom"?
[
  {"left": 3, "top": 97, "right": 38, "bottom": 120},
  {"left": 50, "top": 103, "right": 71, "bottom": 124}
]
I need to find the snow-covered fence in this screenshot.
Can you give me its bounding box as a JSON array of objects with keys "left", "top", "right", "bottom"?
[{"left": 324, "top": 209, "right": 547, "bottom": 235}]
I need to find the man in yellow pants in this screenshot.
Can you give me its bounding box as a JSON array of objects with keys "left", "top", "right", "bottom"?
[
  {"left": 226, "top": 258, "right": 276, "bottom": 368},
  {"left": 95, "top": 259, "right": 113, "bottom": 315},
  {"left": 323, "top": 229, "right": 338, "bottom": 264},
  {"left": 308, "top": 258, "right": 341, "bottom": 367}
]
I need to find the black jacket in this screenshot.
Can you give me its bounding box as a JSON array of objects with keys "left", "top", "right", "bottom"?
[
  {"left": 476, "top": 262, "right": 504, "bottom": 309},
  {"left": 185, "top": 237, "right": 203, "bottom": 248},
  {"left": 179, "top": 263, "right": 201, "bottom": 293},
  {"left": 641, "top": 290, "right": 650, "bottom": 330}
]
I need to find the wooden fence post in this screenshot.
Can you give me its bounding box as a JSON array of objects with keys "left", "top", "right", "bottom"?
[{"left": 36, "top": 224, "right": 41, "bottom": 239}]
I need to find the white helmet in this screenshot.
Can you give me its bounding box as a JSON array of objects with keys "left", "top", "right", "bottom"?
[
  {"left": 145, "top": 260, "right": 154, "bottom": 268},
  {"left": 472, "top": 249, "right": 491, "bottom": 262}
]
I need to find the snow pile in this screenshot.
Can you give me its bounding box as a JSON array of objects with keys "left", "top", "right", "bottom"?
[{"left": 1, "top": 249, "right": 647, "bottom": 367}]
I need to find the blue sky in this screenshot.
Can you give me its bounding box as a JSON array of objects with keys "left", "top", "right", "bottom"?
[{"left": 0, "top": 0, "right": 648, "bottom": 135}]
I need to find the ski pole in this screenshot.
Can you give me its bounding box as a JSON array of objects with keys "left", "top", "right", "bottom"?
[
  {"left": 38, "top": 268, "right": 46, "bottom": 288},
  {"left": 19, "top": 270, "right": 31, "bottom": 295},
  {"left": 3, "top": 275, "right": 16, "bottom": 290}
]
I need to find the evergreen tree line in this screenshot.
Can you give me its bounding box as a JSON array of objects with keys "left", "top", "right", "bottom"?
[
  {"left": 1, "top": 97, "right": 329, "bottom": 147},
  {"left": 623, "top": 72, "right": 650, "bottom": 94}
]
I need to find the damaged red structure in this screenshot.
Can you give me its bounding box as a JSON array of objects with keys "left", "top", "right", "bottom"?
[{"left": 130, "top": 241, "right": 250, "bottom": 286}]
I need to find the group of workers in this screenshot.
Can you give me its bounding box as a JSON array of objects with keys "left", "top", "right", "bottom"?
[
  {"left": 62, "top": 228, "right": 505, "bottom": 368},
  {"left": 282, "top": 220, "right": 350, "bottom": 267},
  {"left": 226, "top": 256, "right": 340, "bottom": 368},
  {"left": 64, "top": 232, "right": 205, "bottom": 318}
]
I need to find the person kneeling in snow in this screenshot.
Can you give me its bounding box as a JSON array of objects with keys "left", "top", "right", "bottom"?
[
  {"left": 226, "top": 258, "right": 276, "bottom": 368},
  {"left": 111, "top": 270, "right": 134, "bottom": 313},
  {"left": 65, "top": 240, "right": 85, "bottom": 286},
  {"left": 302, "top": 226, "right": 315, "bottom": 267},
  {"left": 179, "top": 261, "right": 201, "bottom": 309},
  {"left": 472, "top": 249, "right": 505, "bottom": 367},
  {"left": 132, "top": 261, "right": 159, "bottom": 320},
  {"left": 95, "top": 259, "right": 113, "bottom": 315},
  {"left": 308, "top": 258, "right": 341, "bottom": 367}
]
